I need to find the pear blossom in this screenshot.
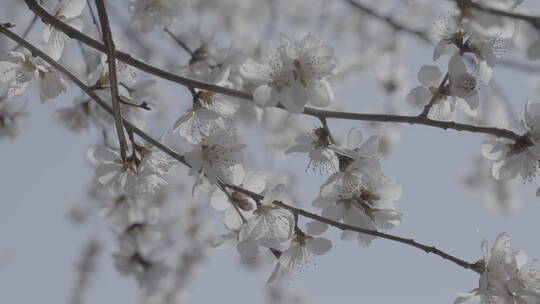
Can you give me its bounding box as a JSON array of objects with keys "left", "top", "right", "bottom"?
[
  {"left": 236, "top": 184, "right": 294, "bottom": 258},
  {"left": 0, "top": 52, "right": 38, "bottom": 98},
  {"left": 129, "top": 0, "right": 182, "bottom": 33},
  {"left": 210, "top": 168, "right": 266, "bottom": 230},
  {"left": 406, "top": 56, "right": 480, "bottom": 120},
  {"left": 482, "top": 101, "right": 540, "bottom": 181},
  {"left": 173, "top": 67, "right": 238, "bottom": 143},
  {"left": 285, "top": 127, "right": 338, "bottom": 174},
  {"left": 449, "top": 54, "right": 480, "bottom": 113},
  {"left": 184, "top": 128, "right": 245, "bottom": 187},
  {"left": 454, "top": 233, "right": 540, "bottom": 304},
  {"left": 405, "top": 64, "right": 456, "bottom": 121},
  {"left": 42, "top": 0, "right": 86, "bottom": 60},
  {"left": 92, "top": 145, "right": 171, "bottom": 197},
  {"left": 0, "top": 52, "right": 69, "bottom": 102},
  {"left": 240, "top": 33, "right": 337, "bottom": 113},
  {"left": 277, "top": 232, "right": 332, "bottom": 274},
  {"left": 323, "top": 128, "right": 382, "bottom": 195},
  {"left": 38, "top": 67, "right": 69, "bottom": 102},
  {"left": 313, "top": 175, "right": 402, "bottom": 246}
]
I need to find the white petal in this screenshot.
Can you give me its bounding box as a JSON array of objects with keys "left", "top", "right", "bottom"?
[
  {"left": 60, "top": 0, "right": 86, "bottom": 19},
  {"left": 307, "top": 80, "right": 333, "bottom": 107},
  {"left": 210, "top": 191, "right": 229, "bottom": 211},
  {"left": 307, "top": 237, "right": 332, "bottom": 255},
  {"left": 253, "top": 85, "right": 273, "bottom": 107},
  {"left": 418, "top": 65, "right": 443, "bottom": 87},
  {"left": 449, "top": 54, "right": 468, "bottom": 79},
  {"left": 357, "top": 135, "right": 379, "bottom": 157},
  {"left": 305, "top": 221, "right": 328, "bottom": 235},
  {"left": 224, "top": 206, "right": 244, "bottom": 230},
  {"left": 39, "top": 70, "right": 69, "bottom": 102},
  {"left": 481, "top": 140, "right": 507, "bottom": 161},
  {"left": 405, "top": 86, "right": 431, "bottom": 108},
  {"left": 346, "top": 127, "right": 364, "bottom": 150}
]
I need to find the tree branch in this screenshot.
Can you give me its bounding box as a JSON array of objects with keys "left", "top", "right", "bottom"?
[
  {"left": 221, "top": 182, "right": 483, "bottom": 274},
  {"left": 23, "top": 0, "right": 525, "bottom": 143},
  {"left": 345, "top": 0, "right": 431, "bottom": 43},
  {"left": 163, "top": 28, "right": 196, "bottom": 59},
  {"left": 95, "top": 0, "right": 128, "bottom": 162}
]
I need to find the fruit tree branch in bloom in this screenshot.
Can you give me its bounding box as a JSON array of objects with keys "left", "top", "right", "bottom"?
[
  {"left": 221, "top": 182, "right": 483, "bottom": 274},
  {"left": 0, "top": 23, "right": 484, "bottom": 275},
  {"left": 95, "top": 0, "right": 128, "bottom": 162},
  {"left": 23, "top": 0, "right": 526, "bottom": 143}
]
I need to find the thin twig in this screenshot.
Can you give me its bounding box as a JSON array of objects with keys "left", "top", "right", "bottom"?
[
  {"left": 319, "top": 117, "right": 335, "bottom": 145},
  {"left": 22, "top": 0, "right": 525, "bottom": 143},
  {"left": 86, "top": 0, "right": 102, "bottom": 39},
  {"left": 419, "top": 72, "right": 449, "bottom": 118},
  {"left": 11, "top": 14, "right": 37, "bottom": 52},
  {"left": 345, "top": 0, "right": 431, "bottom": 43},
  {"left": 163, "top": 28, "right": 196, "bottom": 58},
  {"left": 0, "top": 23, "right": 484, "bottom": 275},
  {"left": 95, "top": 0, "right": 128, "bottom": 162}
]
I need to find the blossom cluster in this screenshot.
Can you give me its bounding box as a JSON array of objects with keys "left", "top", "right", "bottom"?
[{"left": 455, "top": 233, "right": 540, "bottom": 304}]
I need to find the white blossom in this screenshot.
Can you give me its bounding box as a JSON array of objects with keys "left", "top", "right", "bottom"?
[
  {"left": 277, "top": 233, "right": 332, "bottom": 274},
  {"left": 173, "top": 67, "right": 238, "bottom": 143},
  {"left": 482, "top": 101, "right": 540, "bottom": 181},
  {"left": 454, "top": 233, "right": 540, "bottom": 304},
  {"left": 236, "top": 184, "right": 294, "bottom": 258},
  {"left": 285, "top": 127, "right": 338, "bottom": 174},
  {"left": 92, "top": 145, "right": 170, "bottom": 197},
  {"left": 210, "top": 168, "right": 266, "bottom": 230},
  {"left": 184, "top": 128, "right": 245, "bottom": 188},
  {"left": 240, "top": 33, "right": 337, "bottom": 113},
  {"left": 42, "top": 0, "right": 86, "bottom": 60}
]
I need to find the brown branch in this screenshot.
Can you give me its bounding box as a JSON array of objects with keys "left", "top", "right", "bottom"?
[
  {"left": 22, "top": 0, "right": 526, "bottom": 143},
  {"left": 302, "top": 107, "right": 523, "bottom": 141},
  {"left": 24, "top": 0, "right": 251, "bottom": 99},
  {"left": 0, "top": 23, "right": 486, "bottom": 276},
  {"left": 95, "top": 0, "right": 128, "bottom": 162},
  {"left": 221, "top": 182, "right": 483, "bottom": 274},
  {"left": 456, "top": 0, "right": 540, "bottom": 29},
  {"left": 345, "top": 0, "right": 431, "bottom": 43}
]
